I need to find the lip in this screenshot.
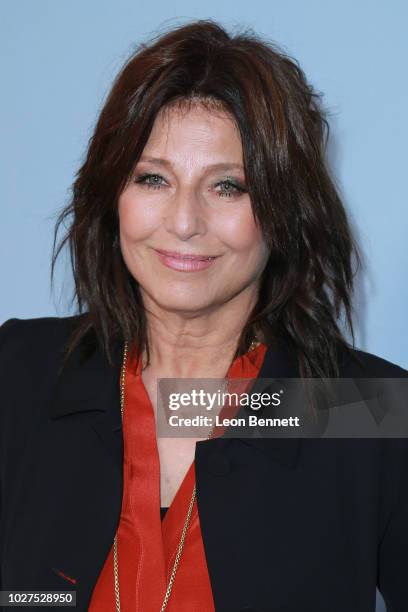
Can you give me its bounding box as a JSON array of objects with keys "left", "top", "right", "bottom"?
[
  {"left": 154, "top": 248, "right": 218, "bottom": 272},
  {"left": 154, "top": 249, "right": 217, "bottom": 260}
]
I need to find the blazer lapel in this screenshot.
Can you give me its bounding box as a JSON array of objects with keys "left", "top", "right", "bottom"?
[
  {"left": 226, "top": 335, "right": 303, "bottom": 468},
  {"left": 48, "top": 336, "right": 124, "bottom": 468}
]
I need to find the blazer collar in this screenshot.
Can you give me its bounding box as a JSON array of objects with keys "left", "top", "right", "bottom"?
[{"left": 48, "top": 334, "right": 347, "bottom": 470}]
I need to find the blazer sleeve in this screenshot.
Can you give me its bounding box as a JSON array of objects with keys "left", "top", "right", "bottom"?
[
  {"left": 0, "top": 317, "right": 22, "bottom": 593},
  {"left": 377, "top": 438, "right": 408, "bottom": 611}
]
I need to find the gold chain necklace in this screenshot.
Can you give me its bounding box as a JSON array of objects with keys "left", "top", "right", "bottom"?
[{"left": 113, "top": 337, "right": 260, "bottom": 611}]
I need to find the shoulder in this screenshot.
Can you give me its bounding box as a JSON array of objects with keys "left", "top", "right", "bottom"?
[
  {"left": 0, "top": 313, "right": 84, "bottom": 346},
  {"left": 0, "top": 314, "right": 87, "bottom": 407},
  {"left": 339, "top": 345, "right": 408, "bottom": 449},
  {"left": 0, "top": 314, "right": 85, "bottom": 363},
  {"left": 339, "top": 344, "right": 408, "bottom": 378},
  {"left": 339, "top": 344, "right": 408, "bottom": 496}
]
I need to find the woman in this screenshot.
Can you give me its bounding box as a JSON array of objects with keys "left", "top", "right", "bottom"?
[{"left": 1, "top": 18, "right": 407, "bottom": 612}]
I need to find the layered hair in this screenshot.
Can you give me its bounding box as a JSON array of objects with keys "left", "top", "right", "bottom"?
[{"left": 51, "top": 19, "right": 361, "bottom": 378}]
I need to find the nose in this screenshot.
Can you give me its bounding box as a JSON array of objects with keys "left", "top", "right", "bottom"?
[{"left": 163, "top": 186, "right": 206, "bottom": 240}]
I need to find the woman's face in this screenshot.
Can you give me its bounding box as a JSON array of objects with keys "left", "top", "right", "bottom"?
[{"left": 118, "top": 103, "right": 270, "bottom": 316}]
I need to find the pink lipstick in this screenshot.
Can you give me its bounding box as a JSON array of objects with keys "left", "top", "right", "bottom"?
[{"left": 154, "top": 249, "right": 218, "bottom": 272}]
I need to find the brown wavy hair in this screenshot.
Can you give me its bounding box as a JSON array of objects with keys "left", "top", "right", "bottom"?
[{"left": 51, "top": 18, "right": 362, "bottom": 378}]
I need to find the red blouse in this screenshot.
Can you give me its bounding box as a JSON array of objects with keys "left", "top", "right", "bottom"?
[{"left": 89, "top": 342, "right": 267, "bottom": 611}]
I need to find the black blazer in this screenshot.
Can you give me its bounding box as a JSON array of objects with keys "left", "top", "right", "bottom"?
[{"left": 1, "top": 315, "right": 407, "bottom": 612}]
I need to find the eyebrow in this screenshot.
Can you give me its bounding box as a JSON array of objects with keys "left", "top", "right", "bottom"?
[{"left": 138, "top": 156, "right": 244, "bottom": 172}]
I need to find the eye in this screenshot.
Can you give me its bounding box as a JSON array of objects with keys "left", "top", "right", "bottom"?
[
  {"left": 214, "top": 179, "right": 247, "bottom": 199},
  {"left": 133, "top": 173, "right": 167, "bottom": 190}
]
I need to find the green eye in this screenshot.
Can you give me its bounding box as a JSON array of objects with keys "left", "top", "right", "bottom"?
[
  {"left": 134, "top": 173, "right": 166, "bottom": 189},
  {"left": 216, "top": 179, "right": 247, "bottom": 198}
]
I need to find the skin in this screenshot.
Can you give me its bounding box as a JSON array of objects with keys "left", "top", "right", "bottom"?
[{"left": 117, "top": 102, "right": 270, "bottom": 505}]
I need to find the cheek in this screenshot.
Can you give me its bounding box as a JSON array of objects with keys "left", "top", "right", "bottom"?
[
  {"left": 118, "top": 192, "right": 159, "bottom": 240},
  {"left": 215, "top": 206, "right": 264, "bottom": 253}
]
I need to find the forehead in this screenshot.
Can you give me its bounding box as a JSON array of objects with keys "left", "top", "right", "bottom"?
[{"left": 142, "top": 101, "right": 244, "bottom": 165}]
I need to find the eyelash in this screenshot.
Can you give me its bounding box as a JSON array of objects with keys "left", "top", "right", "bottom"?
[{"left": 132, "top": 173, "right": 247, "bottom": 199}]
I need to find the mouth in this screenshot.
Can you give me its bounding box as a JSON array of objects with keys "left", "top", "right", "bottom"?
[
  {"left": 153, "top": 248, "right": 219, "bottom": 272},
  {"left": 154, "top": 248, "right": 217, "bottom": 261}
]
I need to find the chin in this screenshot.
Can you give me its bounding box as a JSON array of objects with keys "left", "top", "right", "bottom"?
[
  {"left": 144, "top": 283, "right": 211, "bottom": 310},
  {"left": 154, "top": 296, "right": 214, "bottom": 314}
]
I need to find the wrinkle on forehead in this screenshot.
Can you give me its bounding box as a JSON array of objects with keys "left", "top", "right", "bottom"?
[{"left": 158, "top": 95, "right": 239, "bottom": 135}]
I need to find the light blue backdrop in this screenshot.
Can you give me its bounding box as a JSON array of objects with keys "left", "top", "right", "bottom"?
[{"left": 1, "top": 1, "right": 407, "bottom": 609}]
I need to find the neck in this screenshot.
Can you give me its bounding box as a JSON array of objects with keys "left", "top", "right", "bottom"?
[{"left": 140, "top": 288, "right": 260, "bottom": 379}]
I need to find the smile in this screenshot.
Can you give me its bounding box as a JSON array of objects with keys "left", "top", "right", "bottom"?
[{"left": 154, "top": 249, "right": 218, "bottom": 272}]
